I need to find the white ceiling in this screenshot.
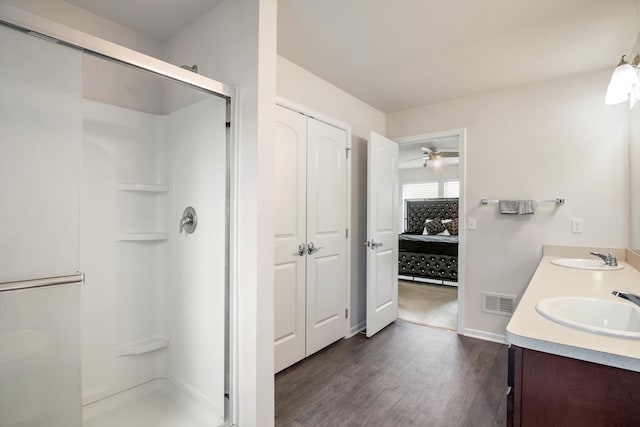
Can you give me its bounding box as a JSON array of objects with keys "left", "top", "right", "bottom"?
[
  {"left": 278, "top": 0, "right": 640, "bottom": 113},
  {"left": 65, "top": 0, "right": 224, "bottom": 41},
  {"left": 61, "top": 0, "right": 639, "bottom": 114}
]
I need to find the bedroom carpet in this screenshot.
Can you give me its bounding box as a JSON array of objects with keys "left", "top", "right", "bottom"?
[{"left": 398, "top": 280, "right": 458, "bottom": 330}]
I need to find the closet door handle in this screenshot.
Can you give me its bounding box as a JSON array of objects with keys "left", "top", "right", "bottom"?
[
  {"left": 307, "top": 242, "right": 323, "bottom": 255},
  {"left": 370, "top": 239, "right": 383, "bottom": 249},
  {"left": 297, "top": 243, "right": 306, "bottom": 256}
]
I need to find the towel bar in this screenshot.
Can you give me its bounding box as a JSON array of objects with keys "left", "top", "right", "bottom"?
[
  {"left": 480, "top": 198, "right": 565, "bottom": 205},
  {"left": 0, "top": 273, "right": 85, "bottom": 292}
]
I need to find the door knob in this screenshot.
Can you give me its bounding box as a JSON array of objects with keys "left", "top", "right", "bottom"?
[
  {"left": 370, "top": 238, "right": 383, "bottom": 249},
  {"left": 179, "top": 206, "right": 197, "bottom": 234},
  {"left": 297, "top": 243, "right": 306, "bottom": 256},
  {"left": 307, "top": 242, "right": 323, "bottom": 255}
]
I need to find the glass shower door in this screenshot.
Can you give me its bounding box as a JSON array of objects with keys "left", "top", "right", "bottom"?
[{"left": 0, "top": 24, "right": 83, "bottom": 427}]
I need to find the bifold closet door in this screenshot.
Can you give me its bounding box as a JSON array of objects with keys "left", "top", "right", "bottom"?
[
  {"left": 273, "top": 106, "right": 307, "bottom": 373},
  {"left": 305, "top": 119, "right": 347, "bottom": 356},
  {"left": 273, "top": 105, "right": 348, "bottom": 372}
]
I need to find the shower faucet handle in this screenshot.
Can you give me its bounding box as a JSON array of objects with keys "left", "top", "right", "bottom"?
[{"left": 179, "top": 207, "right": 197, "bottom": 234}]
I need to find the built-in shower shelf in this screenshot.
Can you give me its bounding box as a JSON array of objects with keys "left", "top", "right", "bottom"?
[
  {"left": 117, "top": 232, "right": 169, "bottom": 241},
  {"left": 117, "top": 183, "right": 169, "bottom": 193},
  {"left": 117, "top": 336, "right": 169, "bottom": 356}
]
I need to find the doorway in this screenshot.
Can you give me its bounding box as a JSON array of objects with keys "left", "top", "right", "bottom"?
[{"left": 395, "top": 129, "right": 466, "bottom": 332}]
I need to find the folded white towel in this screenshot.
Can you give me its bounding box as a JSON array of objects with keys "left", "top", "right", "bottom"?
[
  {"left": 517, "top": 199, "right": 537, "bottom": 215},
  {"left": 499, "top": 200, "right": 518, "bottom": 214}
]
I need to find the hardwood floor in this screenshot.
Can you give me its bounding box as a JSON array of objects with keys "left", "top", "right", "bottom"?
[{"left": 275, "top": 321, "right": 507, "bottom": 427}]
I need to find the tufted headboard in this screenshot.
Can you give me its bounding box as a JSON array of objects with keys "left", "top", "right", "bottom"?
[{"left": 404, "top": 198, "right": 459, "bottom": 234}]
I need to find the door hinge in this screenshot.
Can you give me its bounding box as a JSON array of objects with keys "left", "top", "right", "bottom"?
[
  {"left": 345, "top": 228, "right": 349, "bottom": 239},
  {"left": 345, "top": 308, "right": 348, "bottom": 319},
  {"left": 346, "top": 147, "right": 351, "bottom": 159}
]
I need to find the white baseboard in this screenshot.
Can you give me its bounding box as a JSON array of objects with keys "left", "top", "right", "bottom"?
[
  {"left": 461, "top": 328, "right": 508, "bottom": 345},
  {"left": 347, "top": 320, "right": 365, "bottom": 338}
]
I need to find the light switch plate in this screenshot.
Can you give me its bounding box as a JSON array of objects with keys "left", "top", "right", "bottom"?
[{"left": 467, "top": 218, "right": 477, "bottom": 230}]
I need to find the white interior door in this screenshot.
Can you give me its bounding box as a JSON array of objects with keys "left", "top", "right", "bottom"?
[
  {"left": 273, "top": 106, "right": 307, "bottom": 373},
  {"left": 366, "top": 132, "right": 399, "bottom": 337},
  {"left": 305, "top": 118, "right": 347, "bottom": 356}
]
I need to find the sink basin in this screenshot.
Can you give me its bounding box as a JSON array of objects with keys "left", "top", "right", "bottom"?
[
  {"left": 536, "top": 296, "right": 640, "bottom": 338},
  {"left": 550, "top": 258, "right": 623, "bottom": 271}
]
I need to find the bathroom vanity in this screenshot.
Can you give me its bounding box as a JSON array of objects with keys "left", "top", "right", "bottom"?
[{"left": 506, "top": 247, "right": 640, "bottom": 426}]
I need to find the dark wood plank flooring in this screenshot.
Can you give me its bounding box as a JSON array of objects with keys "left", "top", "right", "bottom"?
[{"left": 275, "top": 320, "right": 507, "bottom": 427}]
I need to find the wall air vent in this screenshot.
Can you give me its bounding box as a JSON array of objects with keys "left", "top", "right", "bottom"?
[{"left": 482, "top": 292, "right": 517, "bottom": 316}]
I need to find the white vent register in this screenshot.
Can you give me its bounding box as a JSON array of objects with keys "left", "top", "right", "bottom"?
[{"left": 482, "top": 292, "right": 517, "bottom": 316}]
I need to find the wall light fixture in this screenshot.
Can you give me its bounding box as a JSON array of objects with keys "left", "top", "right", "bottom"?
[{"left": 605, "top": 54, "right": 640, "bottom": 107}]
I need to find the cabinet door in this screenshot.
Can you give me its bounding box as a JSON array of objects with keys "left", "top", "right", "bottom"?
[
  {"left": 273, "top": 106, "right": 307, "bottom": 373},
  {"left": 513, "top": 346, "right": 640, "bottom": 426},
  {"left": 305, "top": 118, "right": 347, "bottom": 356}
]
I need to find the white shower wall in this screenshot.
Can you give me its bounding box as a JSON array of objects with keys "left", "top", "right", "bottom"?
[
  {"left": 81, "top": 93, "right": 226, "bottom": 418},
  {"left": 81, "top": 99, "right": 170, "bottom": 403},
  {"left": 168, "top": 97, "right": 226, "bottom": 414}
]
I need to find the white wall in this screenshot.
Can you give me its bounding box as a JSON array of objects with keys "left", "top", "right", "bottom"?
[
  {"left": 276, "top": 55, "right": 386, "bottom": 333},
  {"left": 387, "top": 69, "right": 629, "bottom": 338},
  {"left": 164, "top": 1, "right": 277, "bottom": 424}
]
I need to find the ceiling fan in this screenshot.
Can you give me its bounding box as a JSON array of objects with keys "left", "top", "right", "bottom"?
[{"left": 407, "top": 147, "right": 459, "bottom": 163}]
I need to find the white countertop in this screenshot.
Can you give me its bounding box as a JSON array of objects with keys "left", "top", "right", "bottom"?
[{"left": 506, "top": 255, "right": 640, "bottom": 372}]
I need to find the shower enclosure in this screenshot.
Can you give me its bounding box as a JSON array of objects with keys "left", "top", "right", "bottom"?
[{"left": 0, "top": 8, "right": 233, "bottom": 427}]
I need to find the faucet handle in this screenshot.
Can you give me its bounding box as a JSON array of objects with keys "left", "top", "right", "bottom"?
[
  {"left": 590, "top": 251, "right": 617, "bottom": 266},
  {"left": 179, "top": 206, "right": 197, "bottom": 234}
]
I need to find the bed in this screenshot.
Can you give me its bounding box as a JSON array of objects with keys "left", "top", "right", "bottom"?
[{"left": 398, "top": 198, "right": 459, "bottom": 284}]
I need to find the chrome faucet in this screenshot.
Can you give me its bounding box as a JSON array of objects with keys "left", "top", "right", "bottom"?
[
  {"left": 612, "top": 290, "right": 640, "bottom": 308},
  {"left": 590, "top": 252, "right": 618, "bottom": 267}
]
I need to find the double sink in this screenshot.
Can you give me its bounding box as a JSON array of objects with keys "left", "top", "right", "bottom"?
[{"left": 535, "top": 257, "right": 640, "bottom": 339}]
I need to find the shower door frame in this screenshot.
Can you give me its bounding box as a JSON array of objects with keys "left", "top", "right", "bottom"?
[{"left": 0, "top": 4, "right": 238, "bottom": 426}]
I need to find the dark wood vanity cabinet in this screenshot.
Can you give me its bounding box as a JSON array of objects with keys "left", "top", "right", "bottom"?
[{"left": 507, "top": 345, "right": 640, "bottom": 426}]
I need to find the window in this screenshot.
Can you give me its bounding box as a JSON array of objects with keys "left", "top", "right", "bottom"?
[
  {"left": 443, "top": 180, "right": 460, "bottom": 198},
  {"left": 402, "top": 182, "right": 439, "bottom": 201},
  {"left": 402, "top": 180, "right": 460, "bottom": 201}
]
